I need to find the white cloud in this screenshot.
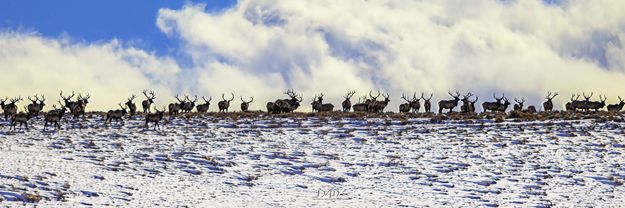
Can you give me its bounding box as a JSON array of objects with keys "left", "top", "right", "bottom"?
[{"left": 2, "top": 0, "right": 625, "bottom": 112}]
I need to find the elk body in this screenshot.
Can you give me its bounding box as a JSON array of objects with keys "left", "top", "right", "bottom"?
[
  {"left": 513, "top": 98, "right": 525, "bottom": 111},
  {"left": 1, "top": 97, "right": 21, "bottom": 120},
  {"left": 312, "top": 94, "right": 334, "bottom": 112},
  {"left": 482, "top": 93, "right": 505, "bottom": 113},
  {"left": 145, "top": 107, "right": 166, "bottom": 130},
  {"left": 543, "top": 92, "right": 558, "bottom": 111},
  {"left": 182, "top": 95, "right": 198, "bottom": 113},
  {"left": 460, "top": 93, "right": 474, "bottom": 113},
  {"left": 580, "top": 93, "right": 594, "bottom": 112},
  {"left": 105, "top": 104, "right": 127, "bottom": 126},
  {"left": 352, "top": 96, "right": 368, "bottom": 112},
  {"left": 10, "top": 107, "right": 32, "bottom": 131},
  {"left": 366, "top": 91, "right": 381, "bottom": 113},
  {"left": 196, "top": 97, "right": 212, "bottom": 112},
  {"left": 72, "top": 94, "right": 90, "bottom": 120},
  {"left": 27, "top": 95, "right": 46, "bottom": 116},
  {"left": 168, "top": 95, "right": 183, "bottom": 116},
  {"left": 399, "top": 93, "right": 411, "bottom": 113},
  {"left": 565, "top": 94, "right": 581, "bottom": 111},
  {"left": 44, "top": 103, "right": 66, "bottom": 131},
  {"left": 125, "top": 95, "right": 137, "bottom": 117},
  {"left": 218, "top": 93, "right": 235, "bottom": 112},
  {"left": 607, "top": 97, "right": 625, "bottom": 112},
  {"left": 587, "top": 95, "right": 607, "bottom": 111},
  {"left": 342, "top": 91, "right": 355, "bottom": 112},
  {"left": 267, "top": 89, "right": 302, "bottom": 114},
  {"left": 438, "top": 91, "right": 461, "bottom": 113},
  {"left": 422, "top": 93, "right": 433, "bottom": 113},
  {"left": 240, "top": 96, "right": 253, "bottom": 112},
  {"left": 468, "top": 96, "right": 478, "bottom": 113},
  {"left": 371, "top": 93, "right": 390, "bottom": 113},
  {"left": 409, "top": 93, "right": 421, "bottom": 113},
  {"left": 142, "top": 90, "right": 156, "bottom": 113}
]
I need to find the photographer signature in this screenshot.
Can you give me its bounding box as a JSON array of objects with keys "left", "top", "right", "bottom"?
[{"left": 315, "top": 187, "right": 348, "bottom": 200}]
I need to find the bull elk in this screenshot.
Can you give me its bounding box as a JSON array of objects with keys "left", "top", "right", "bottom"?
[
  {"left": 565, "top": 94, "right": 580, "bottom": 111},
  {"left": 607, "top": 96, "right": 624, "bottom": 112},
  {"left": 468, "top": 96, "right": 478, "bottom": 113},
  {"left": 2, "top": 96, "right": 22, "bottom": 120},
  {"left": 218, "top": 93, "right": 235, "bottom": 112},
  {"left": 422, "top": 93, "right": 433, "bottom": 113},
  {"left": 580, "top": 92, "right": 593, "bottom": 112},
  {"left": 72, "top": 94, "right": 90, "bottom": 120},
  {"left": 168, "top": 95, "right": 183, "bottom": 116},
  {"left": 240, "top": 96, "right": 254, "bottom": 112},
  {"left": 182, "top": 95, "right": 198, "bottom": 113},
  {"left": 142, "top": 90, "right": 156, "bottom": 113},
  {"left": 125, "top": 95, "right": 137, "bottom": 117},
  {"left": 513, "top": 98, "right": 525, "bottom": 111},
  {"left": 409, "top": 93, "right": 421, "bottom": 113},
  {"left": 482, "top": 93, "right": 505, "bottom": 113},
  {"left": 543, "top": 92, "right": 558, "bottom": 111},
  {"left": 366, "top": 91, "right": 381, "bottom": 113},
  {"left": 342, "top": 91, "right": 355, "bottom": 112},
  {"left": 105, "top": 103, "right": 127, "bottom": 126},
  {"left": 27, "top": 95, "right": 46, "bottom": 116},
  {"left": 267, "top": 89, "right": 303, "bottom": 114},
  {"left": 352, "top": 96, "right": 368, "bottom": 112},
  {"left": 196, "top": 96, "right": 212, "bottom": 113},
  {"left": 460, "top": 92, "right": 474, "bottom": 113},
  {"left": 399, "top": 93, "right": 411, "bottom": 113},
  {"left": 438, "top": 91, "right": 461, "bottom": 113},
  {"left": 313, "top": 93, "right": 334, "bottom": 112},
  {"left": 145, "top": 106, "right": 166, "bottom": 130},
  {"left": 587, "top": 95, "right": 606, "bottom": 111}
]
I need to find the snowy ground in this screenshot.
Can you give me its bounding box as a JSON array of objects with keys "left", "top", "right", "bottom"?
[{"left": 1, "top": 114, "right": 624, "bottom": 207}]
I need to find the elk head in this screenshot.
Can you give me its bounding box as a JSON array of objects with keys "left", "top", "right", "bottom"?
[
  {"left": 449, "top": 91, "right": 461, "bottom": 101},
  {"left": 583, "top": 92, "right": 593, "bottom": 101},
  {"left": 143, "top": 90, "right": 156, "bottom": 104},
  {"left": 126, "top": 95, "right": 136, "bottom": 105},
  {"left": 203, "top": 96, "right": 212, "bottom": 104},
  {"left": 545, "top": 92, "right": 558, "bottom": 101},
  {"left": 343, "top": 91, "right": 355, "bottom": 101}
]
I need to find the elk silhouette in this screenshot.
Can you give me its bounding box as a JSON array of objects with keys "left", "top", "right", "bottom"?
[
  {"left": 482, "top": 93, "right": 505, "bottom": 112},
  {"left": 182, "top": 95, "right": 198, "bottom": 113},
  {"left": 422, "top": 93, "right": 433, "bottom": 113},
  {"left": 27, "top": 95, "right": 45, "bottom": 116},
  {"left": 10, "top": 107, "right": 31, "bottom": 131},
  {"left": 371, "top": 93, "right": 390, "bottom": 113},
  {"left": 145, "top": 106, "right": 166, "bottom": 130},
  {"left": 105, "top": 103, "right": 127, "bottom": 126},
  {"left": 315, "top": 93, "right": 334, "bottom": 112},
  {"left": 352, "top": 96, "right": 368, "bottom": 112},
  {"left": 142, "top": 90, "right": 156, "bottom": 113},
  {"left": 409, "top": 93, "right": 421, "bottom": 113},
  {"left": 366, "top": 91, "right": 381, "bottom": 113},
  {"left": 460, "top": 92, "right": 474, "bottom": 113},
  {"left": 168, "top": 95, "right": 183, "bottom": 116},
  {"left": 71, "top": 94, "right": 90, "bottom": 120},
  {"left": 196, "top": 96, "right": 212, "bottom": 113},
  {"left": 543, "top": 92, "right": 558, "bottom": 111},
  {"left": 125, "top": 95, "right": 137, "bottom": 117},
  {"left": 580, "top": 92, "right": 593, "bottom": 112},
  {"left": 218, "top": 93, "right": 235, "bottom": 112},
  {"left": 44, "top": 102, "right": 66, "bottom": 131},
  {"left": 2, "top": 97, "right": 22, "bottom": 120},
  {"left": 342, "top": 91, "right": 356, "bottom": 112},
  {"left": 513, "top": 98, "right": 525, "bottom": 111},
  {"left": 267, "top": 89, "right": 302, "bottom": 114},
  {"left": 399, "top": 93, "right": 412, "bottom": 113},
  {"left": 240, "top": 96, "right": 254, "bottom": 112},
  {"left": 438, "top": 91, "right": 461, "bottom": 113},
  {"left": 468, "top": 96, "right": 478, "bottom": 113},
  {"left": 565, "top": 94, "right": 581, "bottom": 111},
  {"left": 607, "top": 96, "right": 624, "bottom": 112},
  {"left": 587, "top": 95, "right": 606, "bottom": 111}
]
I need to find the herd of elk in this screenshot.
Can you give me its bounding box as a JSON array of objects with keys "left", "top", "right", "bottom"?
[
  {"left": 2, "top": 89, "right": 625, "bottom": 132},
  {"left": 218, "top": 93, "right": 235, "bottom": 112}
]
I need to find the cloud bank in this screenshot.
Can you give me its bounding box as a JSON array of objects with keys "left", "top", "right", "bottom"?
[{"left": 2, "top": 0, "right": 625, "bottom": 111}]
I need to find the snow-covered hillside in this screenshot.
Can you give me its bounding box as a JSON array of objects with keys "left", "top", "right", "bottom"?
[{"left": 1, "top": 115, "right": 624, "bottom": 207}]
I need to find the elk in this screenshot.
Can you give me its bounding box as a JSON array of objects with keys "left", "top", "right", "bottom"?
[
  {"left": 409, "top": 93, "right": 421, "bottom": 113},
  {"left": 218, "top": 93, "right": 235, "bottom": 112},
  {"left": 311, "top": 96, "right": 320, "bottom": 112},
  {"left": 27, "top": 95, "right": 46, "bottom": 116},
  {"left": 587, "top": 95, "right": 606, "bottom": 111},
  {"left": 125, "top": 95, "right": 137, "bottom": 117},
  {"left": 315, "top": 93, "right": 335, "bottom": 112},
  {"left": 105, "top": 103, "right": 127, "bottom": 126},
  {"left": 145, "top": 106, "right": 166, "bottom": 130},
  {"left": 460, "top": 92, "right": 474, "bottom": 113},
  {"left": 565, "top": 94, "right": 580, "bottom": 111},
  {"left": 352, "top": 96, "right": 368, "bottom": 112},
  {"left": 168, "top": 95, "right": 183, "bottom": 116},
  {"left": 607, "top": 96, "right": 625, "bottom": 112},
  {"left": 44, "top": 103, "right": 66, "bottom": 131},
  {"left": 196, "top": 96, "right": 212, "bottom": 113},
  {"left": 268, "top": 89, "right": 303, "bottom": 114},
  {"left": 342, "top": 91, "right": 355, "bottom": 112},
  {"left": 543, "top": 92, "right": 558, "bottom": 111},
  {"left": 141, "top": 90, "right": 156, "bottom": 113},
  {"left": 525, "top": 106, "right": 537, "bottom": 114},
  {"left": 182, "top": 95, "right": 198, "bottom": 113},
  {"left": 240, "top": 96, "right": 254, "bottom": 112},
  {"left": 482, "top": 93, "right": 505, "bottom": 113},
  {"left": 496, "top": 97, "right": 511, "bottom": 112},
  {"left": 60, "top": 91, "right": 78, "bottom": 113},
  {"left": 580, "top": 92, "right": 593, "bottom": 112},
  {"left": 1, "top": 97, "right": 22, "bottom": 120},
  {"left": 422, "top": 93, "right": 433, "bottom": 113},
  {"left": 468, "top": 96, "right": 478, "bottom": 113},
  {"left": 10, "top": 107, "right": 32, "bottom": 131},
  {"left": 513, "top": 98, "right": 525, "bottom": 111},
  {"left": 72, "top": 94, "right": 90, "bottom": 120},
  {"left": 399, "top": 93, "right": 412, "bottom": 113},
  {"left": 438, "top": 91, "right": 461, "bottom": 113},
  {"left": 366, "top": 91, "right": 381, "bottom": 113}
]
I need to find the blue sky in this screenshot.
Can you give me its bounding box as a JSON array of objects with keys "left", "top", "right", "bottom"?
[{"left": 0, "top": 0, "right": 237, "bottom": 55}]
